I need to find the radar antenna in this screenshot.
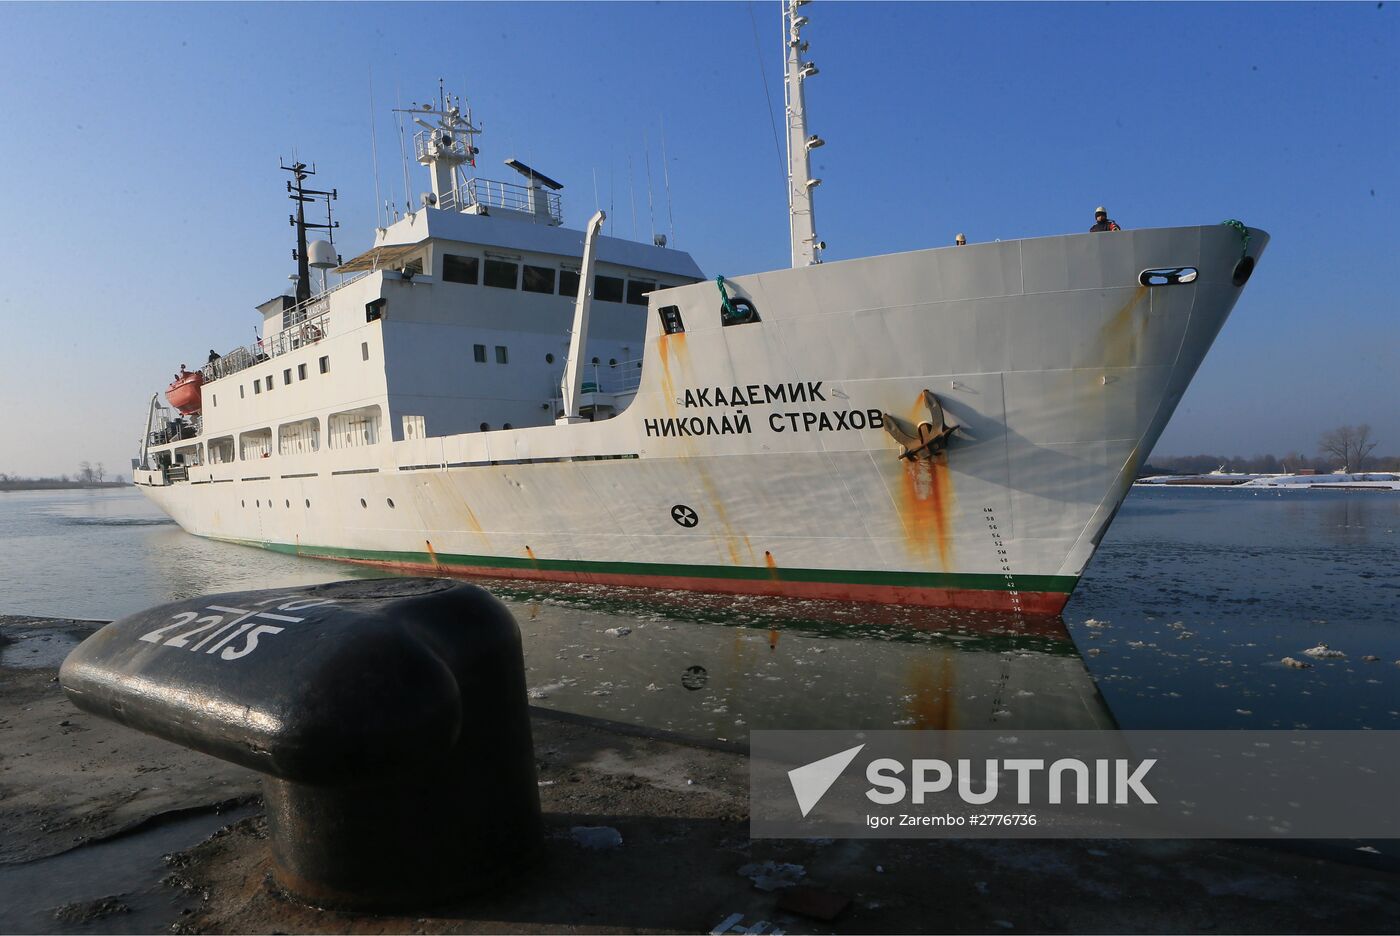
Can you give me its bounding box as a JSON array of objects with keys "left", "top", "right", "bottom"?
[{"left": 394, "top": 80, "right": 481, "bottom": 210}]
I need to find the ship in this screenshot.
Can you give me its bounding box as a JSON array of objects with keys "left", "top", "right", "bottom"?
[{"left": 133, "top": 2, "right": 1268, "bottom": 615}]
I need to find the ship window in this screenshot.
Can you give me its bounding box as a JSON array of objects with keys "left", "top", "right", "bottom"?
[
  {"left": 595, "top": 275, "right": 624, "bottom": 303},
  {"left": 254, "top": 381, "right": 261, "bottom": 395},
  {"left": 503, "top": 423, "right": 513, "bottom": 430},
  {"left": 609, "top": 358, "right": 617, "bottom": 367},
  {"left": 238, "top": 428, "right": 272, "bottom": 461},
  {"left": 360, "top": 498, "right": 367, "bottom": 508},
  {"left": 283, "top": 368, "right": 292, "bottom": 386},
  {"left": 473, "top": 344, "right": 487, "bottom": 363},
  {"left": 559, "top": 270, "right": 580, "bottom": 298},
  {"left": 366, "top": 297, "right": 386, "bottom": 321},
  {"left": 361, "top": 342, "right": 369, "bottom": 361},
  {"left": 386, "top": 498, "right": 395, "bottom": 509},
  {"left": 658, "top": 305, "right": 685, "bottom": 335},
  {"left": 212, "top": 394, "right": 217, "bottom": 407},
  {"left": 480, "top": 422, "right": 490, "bottom": 432},
  {"left": 401, "top": 257, "right": 424, "bottom": 276},
  {"left": 329, "top": 405, "right": 381, "bottom": 449},
  {"left": 442, "top": 254, "right": 480, "bottom": 285},
  {"left": 266, "top": 374, "right": 275, "bottom": 391},
  {"left": 298, "top": 363, "right": 307, "bottom": 380},
  {"left": 278, "top": 417, "right": 320, "bottom": 455},
  {"left": 545, "top": 353, "right": 555, "bottom": 364},
  {"left": 592, "top": 356, "right": 600, "bottom": 365},
  {"left": 319, "top": 355, "right": 329, "bottom": 374},
  {"left": 208, "top": 437, "right": 234, "bottom": 464},
  {"left": 496, "top": 345, "right": 509, "bottom": 364},
  {"left": 240, "top": 385, "right": 245, "bottom": 399},
  {"left": 523, "top": 265, "right": 556, "bottom": 294},
  {"left": 484, "top": 259, "right": 519, "bottom": 289},
  {"left": 626, "top": 279, "right": 654, "bottom": 305}
]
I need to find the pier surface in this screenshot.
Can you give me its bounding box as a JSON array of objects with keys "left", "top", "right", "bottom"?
[{"left": 3, "top": 613, "right": 1399, "bottom": 934}]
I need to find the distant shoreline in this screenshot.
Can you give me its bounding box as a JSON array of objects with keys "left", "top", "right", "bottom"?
[{"left": 0, "top": 481, "right": 128, "bottom": 493}]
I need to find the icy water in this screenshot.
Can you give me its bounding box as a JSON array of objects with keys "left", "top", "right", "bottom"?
[{"left": 1, "top": 486, "right": 1397, "bottom": 737}]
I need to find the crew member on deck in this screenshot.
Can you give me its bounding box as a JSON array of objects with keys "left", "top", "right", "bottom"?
[
  {"left": 955, "top": 233, "right": 967, "bottom": 246},
  {"left": 1090, "top": 206, "right": 1121, "bottom": 232},
  {"left": 207, "top": 349, "right": 221, "bottom": 364}
]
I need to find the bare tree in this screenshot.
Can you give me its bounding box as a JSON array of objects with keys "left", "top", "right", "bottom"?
[
  {"left": 95, "top": 462, "right": 105, "bottom": 483},
  {"left": 78, "top": 461, "right": 94, "bottom": 483},
  {"left": 1319, "top": 424, "right": 1378, "bottom": 473}
]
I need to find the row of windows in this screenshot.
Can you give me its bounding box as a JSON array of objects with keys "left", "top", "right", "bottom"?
[
  {"left": 241, "top": 496, "right": 398, "bottom": 511},
  {"left": 220, "top": 344, "right": 371, "bottom": 406},
  {"left": 441, "top": 252, "right": 664, "bottom": 306},
  {"left": 205, "top": 406, "right": 383, "bottom": 463},
  {"left": 473, "top": 344, "right": 509, "bottom": 364}
]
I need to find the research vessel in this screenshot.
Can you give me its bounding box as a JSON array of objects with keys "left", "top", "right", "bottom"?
[{"left": 134, "top": 3, "right": 1268, "bottom": 614}]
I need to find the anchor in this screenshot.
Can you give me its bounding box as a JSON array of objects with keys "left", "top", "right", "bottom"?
[{"left": 882, "top": 389, "right": 958, "bottom": 461}]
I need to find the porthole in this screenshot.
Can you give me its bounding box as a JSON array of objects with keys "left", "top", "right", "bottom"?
[
  {"left": 305, "top": 499, "right": 310, "bottom": 508},
  {"left": 285, "top": 499, "right": 290, "bottom": 508},
  {"left": 241, "top": 499, "right": 245, "bottom": 507},
  {"left": 387, "top": 498, "right": 395, "bottom": 509},
  {"left": 480, "top": 422, "right": 490, "bottom": 432},
  {"left": 609, "top": 358, "right": 617, "bottom": 367},
  {"left": 360, "top": 498, "right": 367, "bottom": 508},
  {"left": 545, "top": 353, "right": 555, "bottom": 364},
  {"left": 591, "top": 356, "right": 600, "bottom": 365},
  {"left": 503, "top": 422, "right": 514, "bottom": 430},
  {"left": 256, "top": 500, "right": 260, "bottom": 507}
]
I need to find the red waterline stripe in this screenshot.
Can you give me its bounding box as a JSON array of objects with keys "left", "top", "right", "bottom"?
[{"left": 323, "top": 553, "right": 1073, "bottom": 618}]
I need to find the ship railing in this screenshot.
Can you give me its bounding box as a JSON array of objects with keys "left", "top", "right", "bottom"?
[
  {"left": 437, "top": 177, "right": 562, "bottom": 224},
  {"left": 551, "top": 358, "right": 645, "bottom": 401},
  {"left": 201, "top": 273, "right": 368, "bottom": 384}
]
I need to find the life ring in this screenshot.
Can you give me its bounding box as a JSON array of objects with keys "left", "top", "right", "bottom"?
[{"left": 300, "top": 323, "right": 324, "bottom": 343}]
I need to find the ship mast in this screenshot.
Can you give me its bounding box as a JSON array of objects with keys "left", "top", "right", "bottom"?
[
  {"left": 281, "top": 160, "right": 338, "bottom": 304},
  {"left": 395, "top": 80, "right": 480, "bottom": 210},
  {"left": 784, "top": 0, "right": 824, "bottom": 267}
]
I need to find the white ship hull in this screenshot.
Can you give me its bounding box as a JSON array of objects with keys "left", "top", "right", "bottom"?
[{"left": 137, "top": 225, "right": 1266, "bottom": 615}]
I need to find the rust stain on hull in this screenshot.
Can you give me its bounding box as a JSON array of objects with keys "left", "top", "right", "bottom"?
[
  {"left": 424, "top": 539, "right": 442, "bottom": 571},
  {"left": 1098, "top": 284, "right": 1149, "bottom": 368},
  {"left": 657, "top": 332, "right": 687, "bottom": 418},
  {"left": 899, "top": 452, "right": 956, "bottom": 569},
  {"left": 764, "top": 551, "right": 780, "bottom": 581}
]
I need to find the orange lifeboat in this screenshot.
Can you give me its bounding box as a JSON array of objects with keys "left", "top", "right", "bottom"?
[{"left": 166, "top": 370, "right": 204, "bottom": 415}]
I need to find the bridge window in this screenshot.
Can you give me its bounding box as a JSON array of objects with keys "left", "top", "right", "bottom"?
[
  {"left": 253, "top": 381, "right": 261, "bottom": 395},
  {"left": 559, "top": 270, "right": 580, "bottom": 298},
  {"left": 626, "top": 279, "right": 654, "bottom": 306},
  {"left": 595, "top": 275, "right": 624, "bottom": 303},
  {"left": 298, "top": 363, "right": 307, "bottom": 380},
  {"left": 283, "top": 368, "right": 292, "bottom": 386},
  {"left": 484, "top": 259, "right": 519, "bottom": 289},
  {"left": 208, "top": 436, "right": 234, "bottom": 464},
  {"left": 442, "top": 254, "right": 480, "bottom": 285},
  {"left": 361, "top": 341, "right": 369, "bottom": 361},
  {"left": 473, "top": 344, "right": 487, "bottom": 363},
  {"left": 319, "top": 355, "right": 329, "bottom": 374},
  {"left": 523, "top": 265, "right": 555, "bottom": 294}
]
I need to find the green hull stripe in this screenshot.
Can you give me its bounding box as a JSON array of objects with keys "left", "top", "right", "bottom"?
[{"left": 234, "top": 538, "right": 1078, "bottom": 594}]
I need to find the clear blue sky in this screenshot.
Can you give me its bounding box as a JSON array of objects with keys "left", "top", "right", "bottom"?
[{"left": 0, "top": 1, "right": 1394, "bottom": 478}]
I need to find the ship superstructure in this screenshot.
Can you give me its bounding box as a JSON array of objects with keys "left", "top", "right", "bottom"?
[{"left": 134, "top": 4, "right": 1268, "bottom": 615}]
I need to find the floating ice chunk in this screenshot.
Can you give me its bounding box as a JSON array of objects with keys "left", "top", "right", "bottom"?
[
  {"left": 1302, "top": 644, "right": 1345, "bottom": 659},
  {"left": 738, "top": 860, "right": 806, "bottom": 891},
  {"left": 1083, "top": 618, "right": 1108, "bottom": 628},
  {"left": 1281, "top": 657, "right": 1312, "bottom": 669},
  {"left": 572, "top": 825, "right": 623, "bottom": 850},
  {"left": 605, "top": 626, "right": 633, "bottom": 637},
  {"left": 1362, "top": 655, "right": 1380, "bottom": 662}
]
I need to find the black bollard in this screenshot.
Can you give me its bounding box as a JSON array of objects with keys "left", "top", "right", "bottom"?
[{"left": 60, "top": 577, "right": 541, "bottom": 911}]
